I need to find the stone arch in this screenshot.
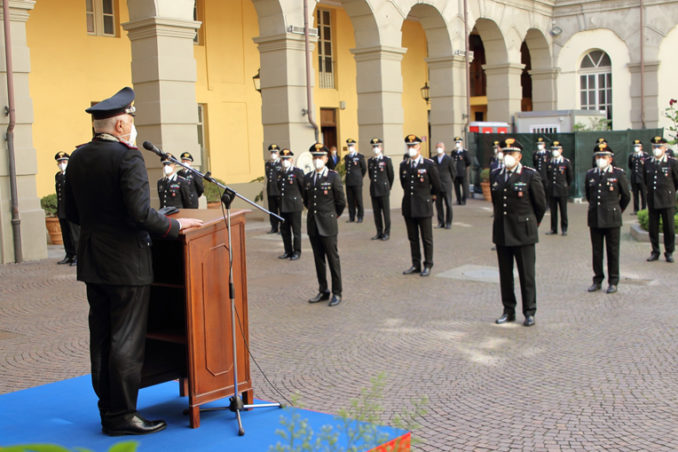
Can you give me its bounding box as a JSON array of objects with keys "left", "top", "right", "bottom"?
[
  {"left": 251, "top": 0, "right": 286, "bottom": 35},
  {"left": 523, "top": 28, "right": 555, "bottom": 111}
]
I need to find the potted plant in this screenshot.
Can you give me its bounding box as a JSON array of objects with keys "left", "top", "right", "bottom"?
[
  {"left": 40, "top": 193, "right": 63, "bottom": 244},
  {"left": 479, "top": 168, "right": 492, "bottom": 201},
  {"left": 204, "top": 177, "right": 227, "bottom": 209}
]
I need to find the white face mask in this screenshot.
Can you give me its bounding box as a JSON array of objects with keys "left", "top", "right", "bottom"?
[
  {"left": 314, "top": 158, "right": 325, "bottom": 170},
  {"left": 653, "top": 148, "right": 664, "bottom": 158},
  {"left": 436, "top": 147, "right": 444, "bottom": 154},
  {"left": 634, "top": 146, "right": 642, "bottom": 153},
  {"left": 455, "top": 143, "right": 462, "bottom": 150},
  {"left": 348, "top": 146, "right": 355, "bottom": 155},
  {"left": 596, "top": 158, "right": 609, "bottom": 170},
  {"left": 373, "top": 146, "right": 381, "bottom": 155},
  {"left": 271, "top": 153, "right": 279, "bottom": 161},
  {"left": 163, "top": 165, "right": 173, "bottom": 176},
  {"left": 122, "top": 123, "right": 137, "bottom": 145},
  {"left": 503, "top": 154, "right": 517, "bottom": 169},
  {"left": 552, "top": 150, "right": 561, "bottom": 158},
  {"left": 282, "top": 159, "right": 291, "bottom": 169},
  {"left": 58, "top": 162, "right": 67, "bottom": 172},
  {"left": 497, "top": 152, "right": 504, "bottom": 161},
  {"left": 182, "top": 161, "right": 191, "bottom": 168},
  {"left": 408, "top": 147, "right": 418, "bottom": 158},
  {"left": 537, "top": 144, "right": 545, "bottom": 152}
]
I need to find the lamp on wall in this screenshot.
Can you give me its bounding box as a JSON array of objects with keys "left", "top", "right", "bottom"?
[
  {"left": 420, "top": 81, "right": 430, "bottom": 105},
  {"left": 252, "top": 69, "right": 261, "bottom": 93}
]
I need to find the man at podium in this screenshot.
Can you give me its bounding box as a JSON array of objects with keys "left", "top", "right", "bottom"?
[{"left": 65, "top": 87, "right": 203, "bottom": 436}]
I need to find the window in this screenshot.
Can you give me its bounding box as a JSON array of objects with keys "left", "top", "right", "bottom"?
[
  {"left": 86, "top": 0, "right": 116, "bottom": 37},
  {"left": 193, "top": 1, "right": 204, "bottom": 45},
  {"left": 316, "top": 9, "right": 334, "bottom": 89},
  {"left": 197, "top": 104, "right": 209, "bottom": 171},
  {"left": 579, "top": 50, "right": 612, "bottom": 123}
]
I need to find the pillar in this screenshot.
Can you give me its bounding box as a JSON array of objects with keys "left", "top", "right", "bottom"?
[
  {"left": 530, "top": 68, "right": 559, "bottom": 111},
  {"left": 483, "top": 62, "right": 524, "bottom": 123},
  {"left": 629, "top": 61, "right": 660, "bottom": 129},
  {"left": 427, "top": 55, "right": 467, "bottom": 145}
]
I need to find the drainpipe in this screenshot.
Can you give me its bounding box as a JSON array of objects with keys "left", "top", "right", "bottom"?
[
  {"left": 639, "top": 0, "right": 646, "bottom": 129},
  {"left": 4, "top": 0, "right": 23, "bottom": 263},
  {"left": 303, "top": 0, "right": 319, "bottom": 141}
]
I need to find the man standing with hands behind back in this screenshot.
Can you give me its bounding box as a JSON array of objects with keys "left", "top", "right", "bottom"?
[
  {"left": 65, "top": 87, "right": 203, "bottom": 436},
  {"left": 343, "top": 138, "right": 366, "bottom": 223}
]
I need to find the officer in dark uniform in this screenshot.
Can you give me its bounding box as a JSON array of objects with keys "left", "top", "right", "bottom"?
[
  {"left": 327, "top": 145, "right": 340, "bottom": 170},
  {"left": 55, "top": 152, "right": 80, "bottom": 266},
  {"left": 532, "top": 137, "right": 549, "bottom": 205},
  {"left": 627, "top": 139, "right": 648, "bottom": 214},
  {"left": 343, "top": 138, "right": 366, "bottom": 222},
  {"left": 64, "top": 87, "right": 203, "bottom": 435},
  {"left": 644, "top": 136, "right": 678, "bottom": 262},
  {"left": 400, "top": 135, "right": 441, "bottom": 277},
  {"left": 433, "top": 141, "right": 454, "bottom": 229},
  {"left": 304, "top": 143, "right": 346, "bottom": 307},
  {"left": 544, "top": 141, "right": 573, "bottom": 236},
  {"left": 592, "top": 137, "right": 607, "bottom": 168},
  {"left": 367, "top": 137, "right": 394, "bottom": 240},
  {"left": 277, "top": 148, "right": 304, "bottom": 260},
  {"left": 586, "top": 143, "right": 631, "bottom": 294},
  {"left": 265, "top": 144, "right": 282, "bottom": 233},
  {"left": 157, "top": 154, "right": 193, "bottom": 208},
  {"left": 451, "top": 136, "right": 470, "bottom": 205},
  {"left": 176, "top": 152, "right": 203, "bottom": 208},
  {"left": 491, "top": 138, "right": 546, "bottom": 327},
  {"left": 489, "top": 141, "right": 504, "bottom": 173}
]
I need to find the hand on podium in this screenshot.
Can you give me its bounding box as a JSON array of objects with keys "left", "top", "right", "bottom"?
[{"left": 178, "top": 218, "right": 204, "bottom": 231}]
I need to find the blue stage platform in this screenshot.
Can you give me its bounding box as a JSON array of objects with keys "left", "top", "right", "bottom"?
[{"left": 0, "top": 376, "right": 409, "bottom": 451}]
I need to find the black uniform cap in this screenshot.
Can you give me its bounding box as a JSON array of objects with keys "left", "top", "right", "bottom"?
[
  {"left": 280, "top": 148, "right": 294, "bottom": 158},
  {"left": 161, "top": 153, "right": 175, "bottom": 164},
  {"left": 501, "top": 138, "right": 523, "bottom": 152},
  {"left": 454, "top": 136, "right": 463, "bottom": 142},
  {"left": 536, "top": 137, "right": 545, "bottom": 144},
  {"left": 593, "top": 143, "right": 613, "bottom": 156},
  {"left": 346, "top": 138, "right": 357, "bottom": 145},
  {"left": 370, "top": 137, "right": 383, "bottom": 145},
  {"left": 85, "top": 87, "right": 135, "bottom": 120},
  {"left": 551, "top": 141, "right": 562, "bottom": 150},
  {"left": 650, "top": 136, "right": 667, "bottom": 146},
  {"left": 404, "top": 134, "right": 422, "bottom": 145},
  {"left": 54, "top": 151, "right": 70, "bottom": 161},
  {"left": 633, "top": 139, "right": 642, "bottom": 145},
  {"left": 309, "top": 142, "right": 329, "bottom": 156},
  {"left": 180, "top": 152, "right": 193, "bottom": 161},
  {"left": 268, "top": 144, "right": 280, "bottom": 152}
]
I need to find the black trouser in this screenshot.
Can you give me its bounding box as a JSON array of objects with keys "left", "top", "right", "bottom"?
[
  {"left": 371, "top": 195, "right": 391, "bottom": 236},
  {"left": 590, "top": 227, "right": 620, "bottom": 285},
  {"left": 59, "top": 218, "right": 80, "bottom": 257},
  {"left": 435, "top": 187, "right": 453, "bottom": 226},
  {"left": 648, "top": 206, "right": 676, "bottom": 255},
  {"left": 404, "top": 216, "right": 433, "bottom": 269},
  {"left": 631, "top": 181, "right": 647, "bottom": 212},
  {"left": 549, "top": 196, "right": 568, "bottom": 233},
  {"left": 267, "top": 196, "right": 281, "bottom": 232},
  {"left": 453, "top": 177, "right": 467, "bottom": 204},
  {"left": 280, "top": 210, "right": 302, "bottom": 255},
  {"left": 542, "top": 180, "right": 550, "bottom": 210},
  {"left": 309, "top": 233, "right": 342, "bottom": 296},
  {"left": 495, "top": 244, "right": 536, "bottom": 317},
  {"left": 346, "top": 185, "right": 364, "bottom": 221},
  {"left": 86, "top": 283, "right": 150, "bottom": 424}
]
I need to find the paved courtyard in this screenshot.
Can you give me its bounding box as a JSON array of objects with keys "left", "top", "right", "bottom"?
[{"left": 1, "top": 198, "right": 677, "bottom": 451}]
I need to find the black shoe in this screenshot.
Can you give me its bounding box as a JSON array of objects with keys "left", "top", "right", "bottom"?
[
  {"left": 606, "top": 285, "right": 617, "bottom": 294},
  {"left": 278, "top": 253, "right": 291, "bottom": 259},
  {"left": 647, "top": 253, "right": 660, "bottom": 262},
  {"left": 328, "top": 295, "right": 342, "bottom": 307},
  {"left": 445, "top": 224, "right": 452, "bottom": 229},
  {"left": 523, "top": 316, "right": 535, "bottom": 327},
  {"left": 308, "top": 292, "right": 330, "bottom": 303},
  {"left": 587, "top": 283, "right": 602, "bottom": 292},
  {"left": 402, "top": 266, "right": 421, "bottom": 275},
  {"left": 545, "top": 231, "right": 557, "bottom": 235},
  {"left": 69, "top": 258, "right": 77, "bottom": 267},
  {"left": 380, "top": 234, "right": 389, "bottom": 241},
  {"left": 435, "top": 224, "right": 444, "bottom": 229},
  {"left": 289, "top": 252, "right": 300, "bottom": 261},
  {"left": 102, "top": 414, "right": 167, "bottom": 436},
  {"left": 371, "top": 234, "right": 383, "bottom": 240},
  {"left": 267, "top": 229, "right": 278, "bottom": 234},
  {"left": 420, "top": 267, "right": 431, "bottom": 277},
  {"left": 491, "top": 246, "right": 496, "bottom": 251},
  {"left": 561, "top": 231, "right": 567, "bottom": 236},
  {"left": 495, "top": 313, "right": 515, "bottom": 324},
  {"left": 357, "top": 218, "right": 363, "bottom": 223},
  {"left": 57, "top": 256, "right": 71, "bottom": 265},
  {"left": 666, "top": 253, "right": 674, "bottom": 263}
]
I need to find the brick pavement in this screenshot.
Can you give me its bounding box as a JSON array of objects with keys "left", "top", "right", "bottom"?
[{"left": 1, "top": 199, "right": 677, "bottom": 451}]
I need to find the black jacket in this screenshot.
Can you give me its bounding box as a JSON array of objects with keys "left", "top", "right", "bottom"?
[
  {"left": 545, "top": 158, "right": 573, "bottom": 198},
  {"left": 643, "top": 157, "right": 678, "bottom": 209},
  {"left": 158, "top": 175, "right": 194, "bottom": 209},
  {"left": 278, "top": 167, "right": 305, "bottom": 213},
  {"left": 303, "top": 169, "right": 346, "bottom": 237},
  {"left": 451, "top": 149, "right": 470, "bottom": 178},
  {"left": 399, "top": 157, "right": 441, "bottom": 218},
  {"left": 177, "top": 168, "right": 204, "bottom": 207},
  {"left": 65, "top": 135, "right": 180, "bottom": 286},
  {"left": 532, "top": 151, "right": 549, "bottom": 180},
  {"left": 585, "top": 167, "right": 631, "bottom": 228},
  {"left": 433, "top": 153, "right": 455, "bottom": 191},
  {"left": 490, "top": 165, "right": 546, "bottom": 247},
  {"left": 627, "top": 152, "right": 648, "bottom": 185},
  {"left": 265, "top": 160, "right": 282, "bottom": 196},
  {"left": 55, "top": 171, "right": 67, "bottom": 219},
  {"left": 367, "top": 155, "right": 394, "bottom": 198},
  {"left": 344, "top": 153, "right": 367, "bottom": 186}
]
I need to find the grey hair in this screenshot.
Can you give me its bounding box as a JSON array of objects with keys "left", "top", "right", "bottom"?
[{"left": 92, "top": 115, "right": 127, "bottom": 134}]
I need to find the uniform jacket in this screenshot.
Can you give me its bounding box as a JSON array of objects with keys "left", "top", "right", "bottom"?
[
  {"left": 433, "top": 153, "right": 455, "bottom": 191},
  {"left": 158, "top": 174, "right": 193, "bottom": 209},
  {"left": 585, "top": 166, "right": 631, "bottom": 228},
  {"left": 303, "top": 168, "right": 346, "bottom": 237},
  {"left": 545, "top": 157, "right": 573, "bottom": 198},
  {"left": 65, "top": 134, "right": 180, "bottom": 286},
  {"left": 643, "top": 156, "right": 678, "bottom": 209},
  {"left": 532, "top": 151, "right": 549, "bottom": 180},
  {"left": 490, "top": 164, "right": 546, "bottom": 247},
  {"left": 489, "top": 157, "right": 504, "bottom": 174},
  {"left": 278, "top": 166, "right": 305, "bottom": 212},
  {"left": 55, "top": 171, "right": 67, "bottom": 219},
  {"left": 177, "top": 168, "right": 204, "bottom": 207},
  {"left": 367, "top": 155, "right": 394, "bottom": 198},
  {"left": 344, "top": 152, "right": 367, "bottom": 186},
  {"left": 265, "top": 160, "right": 282, "bottom": 196},
  {"left": 451, "top": 149, "right": 471, "bottom": 178},
  {"left": 399, "top": 156, "right": 442, "bottom": 218}
]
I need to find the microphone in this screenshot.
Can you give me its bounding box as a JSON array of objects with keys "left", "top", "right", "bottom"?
[{"left": 142, "top": 141, "right": 167, "bottom": 159}]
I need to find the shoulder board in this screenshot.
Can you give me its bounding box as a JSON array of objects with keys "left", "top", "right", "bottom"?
[
  {"left": 522, "top": 166, "right": 537, "bottom": 173},
  {"left": 384, "top": 155, "right": 391, "bottom": 160},
  {"left": 304, "top": 171, "right": 314, "bottom": 178},
  {"left": 585, "top": 168, "right": 596, "bottom": 175},
  {"left": 490, "top": 167, "right": 501, "bottom": 174},
  {"left": 423, "top": 158, "right": 434, "bottom": 164}
]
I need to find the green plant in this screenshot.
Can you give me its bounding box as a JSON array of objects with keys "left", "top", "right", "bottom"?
[
  {"left": 636, "top": 208, "right": 678, "bottom": 231},
  {"left": 480, "top": 168, "right": 490, "bottom": 182},
  {"left": 40, "top": 194, "right": 58, "bottom": 217},
  {"left": 249, "top": 175, "right": 265, "bottom": 203},
  {"left": 203, "top": 177, "right": 227, "bottom": 203},
  {"left": 573, "top": 117, "right": 610, "bottom": 132},
  {"left": 334, "top": 160, "right": 346, "bottom": 181},
  {"left": 0, "top": 441, "right": 138, "bottom": 452},
  {"left": 664, "top": 98, "right": 678, "bottom": 144}
]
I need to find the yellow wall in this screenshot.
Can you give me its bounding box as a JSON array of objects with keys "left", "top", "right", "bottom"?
[{"left": 401, "top": 20, "right": 429, "bottom": 156}]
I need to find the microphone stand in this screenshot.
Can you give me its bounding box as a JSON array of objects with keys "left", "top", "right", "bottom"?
[{"left": 142, "top": 142, "right": 283, "bottom": 436}]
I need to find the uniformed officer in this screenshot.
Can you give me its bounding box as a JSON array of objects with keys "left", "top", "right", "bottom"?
[
  {"left": 176, "top": 152, "right": 203, "bottom": 208},
  {"left": 451, "top": 136, "right": 470, "bottom": 205},
  {"left": 491, "top": 138, "right": 546, "bottom": 327},
  {"left": 277, "top": 148, "right": 304, "bottom": 260},
  {"left": 592, "top": 137, "right": 607, "bottom": 168},
  {"left": 532, "top": 137, "right": 549, "bottom": 205},
  {"left": 328, "top": 145, "right": 340, "bottom": 170},
  {"left": 400, "top": 135, "right": 441, "bottom": 277},
  {"left": 433, "top": 141, "right": 454, "bottom": 229},
  {"left": 304, "top": 143, "right": 346, "bottom": 307},
  {"left": 627, "top": 139, "right": 648, "bottom": 214},
  {"left": 644, "top": 136, "right": 678, "bottom": 262},
  {"left": 343, "top": 138, "right": 366, "bottom": 222},
  {"left": 157, "top": 154, "right": 193, "bottom": 209},
  {"left": 545, "top": 141, "right": 573, "bottom": 236},
  {"left": 54, "top": 152, "right": 80, "bottom": 266},
  {"left": 586, "top": 143, "right": 631, "bottom": 294},
  {"left": 265, "top": 144, "right": 282, "bottom": 233},
  {"left": 367, "top": 138, "right": 394, "bottom": 240},
  {"left": 489, "top": 141, "right": 504, "bottom": 173}
]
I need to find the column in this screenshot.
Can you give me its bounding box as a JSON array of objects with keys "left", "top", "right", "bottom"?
[
  {"left": 483, "top": 62, "right": 524, "bottom": 122},
  {"left": 629, "top": 61, "right": 660, "bottom": 129},
  {"left": 530, "top": 68, "right": 559, "bottom": 111},
  {"left": 427, "top": 55, "right": 467, "bottom": 145}
]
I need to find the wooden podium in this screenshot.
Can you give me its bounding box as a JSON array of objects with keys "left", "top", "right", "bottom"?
[{"left": 140, "top": 208, "right": 252, "bottom": 428}]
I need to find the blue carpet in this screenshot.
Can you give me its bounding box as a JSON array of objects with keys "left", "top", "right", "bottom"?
[{"left": 0, "top": 376, "right": 407, "bottom": 451}]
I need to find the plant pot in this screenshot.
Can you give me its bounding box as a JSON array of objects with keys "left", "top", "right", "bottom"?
[
  {"left": 45, "top": 216, "right": 62, "bottom": 245},
  {"left": 207, "top": 201, "right": 221, "bottom": 209},
  {"left": 480, "top": 181, "right": 491, "bottom": 201}
]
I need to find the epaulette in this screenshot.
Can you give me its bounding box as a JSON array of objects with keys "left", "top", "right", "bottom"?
[
  {"left": 423, "top": 158, "right": 434, "bottom": 164},
  {"left": 613, "top": 166, "right": 626, "bottom": 173},
  {"left": 522, "top": 165, "right": 537, "bottom": 173}
]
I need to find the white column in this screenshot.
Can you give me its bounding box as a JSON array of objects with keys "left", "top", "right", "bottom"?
[
  {"left": 427, "top": 55, "right": 467, "bottom": 145},
  {"left": 530, "top": 68, "right": 559, "bottom": 111},
  {"left": 629, "top": 61, "right": 660, "bottom": 129},
  {"left": 483, "top": 62, "right": 524, "bottom": 122}
]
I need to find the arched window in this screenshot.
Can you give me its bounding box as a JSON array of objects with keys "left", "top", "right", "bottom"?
[{"left": 580, "top": 50, "right": 612, "bottom": 123}]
